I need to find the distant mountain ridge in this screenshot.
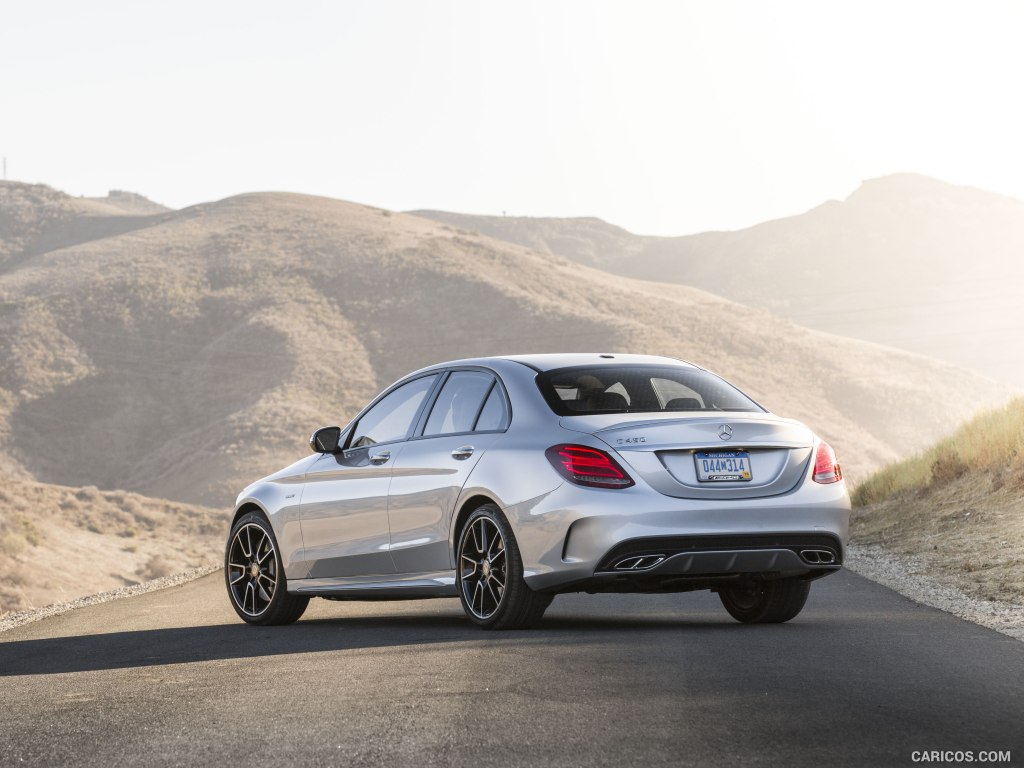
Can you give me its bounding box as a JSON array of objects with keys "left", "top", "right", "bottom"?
[
  {"left": 411, "top": 210, "right": 641, "bottom": 271},
  {"left": 412, "top": 174, "right": 1024, "bottom": 385},
  {"left": 0, "top": 180, "right": 1010, "bottom": 508},
  {"left": 0, "top": 181, "right": 171, "bottom": 274},
  {"left": 86, "top": 189, "right": 169, "bottom": 215}
]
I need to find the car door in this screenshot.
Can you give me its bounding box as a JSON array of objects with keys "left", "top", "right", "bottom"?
[
  {"left": 298, "top": 373, "right": 439, "bottom": 579},
  {"left": 387, "top": 370, "right": 511, "bottom": 574}
]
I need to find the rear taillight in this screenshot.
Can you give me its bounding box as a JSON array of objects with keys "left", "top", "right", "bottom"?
[
  {"left": 812, "top": 441, "right": 843, "bottom": 484},
  {"left": 545, "top": 444, "right": 635, "bottom": 489}
]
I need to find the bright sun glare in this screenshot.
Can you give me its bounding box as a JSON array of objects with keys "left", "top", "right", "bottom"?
[{"left": 2, "top": 0, "right": 1022, "bottom": 233}]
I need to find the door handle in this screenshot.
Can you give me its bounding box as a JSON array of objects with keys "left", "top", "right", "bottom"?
[
  {"left": 369, "top": 450, "right": 391, "bottom": 465},
  {"left": 451, "top": 445, "right": 475, "bottom": 460}
]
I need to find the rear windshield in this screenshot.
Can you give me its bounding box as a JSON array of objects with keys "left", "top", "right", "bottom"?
[{"left": 536, "top": 365, "right": 763, "bottom": 416}]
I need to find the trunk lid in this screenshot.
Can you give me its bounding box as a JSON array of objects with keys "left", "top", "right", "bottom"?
[{"left": 559, "top": 412, "right": 814, "bottom": 500}]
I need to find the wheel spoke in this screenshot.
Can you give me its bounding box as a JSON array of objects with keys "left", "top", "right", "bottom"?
[
  {"left": 485, "top": 578, "right": 500, "bottom": 608},
  {"left": 473, "top": 579, "right": 484, "bottom": 615},
  {"left": 244, "top": 581, "right": 255, "bottom": 614},
  {"left": 487, "top": 532, "right": 501, "bottom": 559},
  {"left": 229, "top": 571, "right": 246, "bottom": 585},
  {"left": 257, "top": 582, "right": 272, "bottom": 603},
  {"left": 478, "top": 520, "right": 488, "bottom": 555}
]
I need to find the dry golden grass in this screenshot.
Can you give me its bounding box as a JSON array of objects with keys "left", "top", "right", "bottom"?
[
  {"left": 853, "top": 397, "right": 1024, "bottom": 506},
  {"left": 851, "top": 397, "right": 1024, "bottom": 603}
]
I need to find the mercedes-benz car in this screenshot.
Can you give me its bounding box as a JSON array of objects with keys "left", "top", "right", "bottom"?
[{"left": 225, "top": 353, "right": 850, "bottom": 629}]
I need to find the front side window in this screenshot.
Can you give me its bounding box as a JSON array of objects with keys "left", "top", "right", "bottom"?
[
  {"left": 424, "top": 371, "right": 495, "bottom": 436},
  {"left": 350, "top": 374, "right": 438, "bottom": 448},
  {"left": 536, "top": 365, "right": 762, "bottom": 416}
]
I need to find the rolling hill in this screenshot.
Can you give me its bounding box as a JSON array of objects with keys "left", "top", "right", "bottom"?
[
  {"left": 412, "top": 174, "right": 1024, "bottom": 386},
  {"left": 0, "top": 183, "right": 169, "bottom": 274},
  {"left": 0, "top": 181, "right": 1009, "bottom": 510},
  {"left": 0, "top": 478, "right": 225, "bottom": 613}
]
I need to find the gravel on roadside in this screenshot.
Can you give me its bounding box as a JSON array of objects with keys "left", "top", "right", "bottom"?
[
  {"left": 846, "top": 543, "right": 1024, "bottom": 642},
  {"left": 0, "top": 565, "right": 221, "bottom": 634}
]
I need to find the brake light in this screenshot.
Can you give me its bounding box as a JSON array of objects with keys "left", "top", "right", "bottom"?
[
  {"left": 545, "top": 444, "right": 635, "bottom": 489},
  {"left": 812, "top": 441, "right": 843, "bottom": 484}
]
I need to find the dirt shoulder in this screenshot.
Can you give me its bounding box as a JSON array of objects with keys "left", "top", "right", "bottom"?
[
  {"left": 849, "top": 468, "right": 1024, "bottom": 641},
  {"left": 851, "top": 472, "right": 1024, "bottom": 606}
]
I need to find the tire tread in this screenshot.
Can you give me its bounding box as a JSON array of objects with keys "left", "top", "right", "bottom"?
[{"left": 719, "top": 577, "right": 810, "bottom": 624}]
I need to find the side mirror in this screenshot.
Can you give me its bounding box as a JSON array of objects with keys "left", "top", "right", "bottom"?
[{"left": 309, "top": 426, "right": 342, "bottom": 454}]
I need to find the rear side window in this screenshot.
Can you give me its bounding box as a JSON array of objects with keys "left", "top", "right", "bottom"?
[
  {"left": 474, "top": 384, "right": 509, "bottom": 431},
  {"left": 424, "top": 371, "right": 495, "bottom": 436},
  {"left": 536, "top": 365, "right": 762, "bottom": 416},
  {"left": 350, "top": 374, "right": 438, "bottom": 447}
]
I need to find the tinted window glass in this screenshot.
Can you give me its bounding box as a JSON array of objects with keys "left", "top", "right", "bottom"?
[
  {"left": 474, "top": 384, "right": 508, "bottom": 431},
  {"left": 424, "top": 371, "right": 494, "bottom": 436},
  {"left": 351, "top": 375, "right": 438, "bottom": 447},
  {"left": 651, "top": 378, "right": 704, "bottom": 408},
  {"left": 536, "top": 365, "right": 762, "bottom": 416}
]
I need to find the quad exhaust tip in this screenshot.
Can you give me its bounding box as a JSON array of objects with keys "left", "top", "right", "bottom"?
[
  {"left": 613, "top": 555, "right": 666, "bottom": 571},
  {"left": 800, "top": 549, "right": 837, "bottom": 565}
]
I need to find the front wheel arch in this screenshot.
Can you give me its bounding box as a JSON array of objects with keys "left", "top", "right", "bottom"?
[{"left": 229, "top": 501, "right": 267, "bottom": 534}]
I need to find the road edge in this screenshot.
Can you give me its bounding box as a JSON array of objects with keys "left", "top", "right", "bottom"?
[
  {"left": 4, "top": 550, "right": 1023, "bottom": 642},
  {"left": 846, "top": 543, "right": 1024, "bottom": 642},
  {"left": 0, "top": 565, "right": 222, "bottom": 634}
]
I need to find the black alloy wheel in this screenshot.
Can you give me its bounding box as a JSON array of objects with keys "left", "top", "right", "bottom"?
[
  {"left": 225, "top": 511, "right": 309, "bottom": 625},
  {"left": 457, "top": 504, "right": 552, "bottom": 630}
]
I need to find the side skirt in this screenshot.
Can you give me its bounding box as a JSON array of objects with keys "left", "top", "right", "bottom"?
[{"left": 288, "top": 570, "right": 458, "bottom": 600}]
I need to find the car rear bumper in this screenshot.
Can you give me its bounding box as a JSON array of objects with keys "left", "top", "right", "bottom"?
[{"left": 504, "top": 480, "right": 850, "bottom": 591}]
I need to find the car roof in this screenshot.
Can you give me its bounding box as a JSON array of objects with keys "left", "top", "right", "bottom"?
[
  {"left": 414, "top": 353, "right": 700, "bottom": 374},
  {"left": 500, "top": 353, "right": 700, "bottom": 372}
]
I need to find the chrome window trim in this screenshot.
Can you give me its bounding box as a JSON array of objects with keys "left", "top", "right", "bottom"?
[
  {"left": 412, "top": 365, "right": 512, "bottom": 440},
  {"left": 342, "top": 371, "right": 444, "bottom": 452}
]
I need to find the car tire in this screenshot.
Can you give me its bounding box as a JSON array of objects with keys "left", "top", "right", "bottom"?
[
  {"left": 457, "top": 504, "right": 553, "bottom": 630},
  {"left": 225, "top": 510, "right": 309, "bottom": 626},
  {"left": 718, "top": 577, "right": 810, "bottom": 624}
]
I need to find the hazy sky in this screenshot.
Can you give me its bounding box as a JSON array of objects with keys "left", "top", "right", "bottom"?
[{"left": 3, "top": 1, "right": 1022, "bottom": 234}]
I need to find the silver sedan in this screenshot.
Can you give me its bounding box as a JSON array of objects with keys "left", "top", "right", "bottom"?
[{"left": 225, "top": 354, "right": 850, "bottom": 629}]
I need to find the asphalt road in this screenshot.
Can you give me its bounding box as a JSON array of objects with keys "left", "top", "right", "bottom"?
[{"left": 1, "top": 570, "right": 1021, "bottom": 768}]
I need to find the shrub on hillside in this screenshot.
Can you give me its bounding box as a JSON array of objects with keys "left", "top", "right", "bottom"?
[{"left": 854, "top": 397, "right": 1024, "bottom": 506}]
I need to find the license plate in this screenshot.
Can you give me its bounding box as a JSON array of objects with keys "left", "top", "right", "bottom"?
[{"left": 695, "top": 450, "right": 752, "bottom": 482}]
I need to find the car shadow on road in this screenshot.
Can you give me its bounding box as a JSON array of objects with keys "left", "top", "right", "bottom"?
[{"left": 0, "top": 612, "right": 750, "bottom": 677}]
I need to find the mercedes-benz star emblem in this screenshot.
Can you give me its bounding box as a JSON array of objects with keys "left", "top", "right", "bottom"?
[{"left": 718, "top": 424, "right": 733, "bottom": 440}]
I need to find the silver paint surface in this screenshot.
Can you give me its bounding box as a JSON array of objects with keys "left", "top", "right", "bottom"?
[{"left": 232, "top": 354, "right": 851, "bottom": 596}]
